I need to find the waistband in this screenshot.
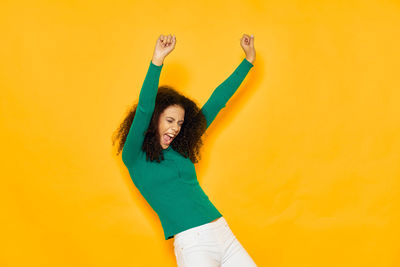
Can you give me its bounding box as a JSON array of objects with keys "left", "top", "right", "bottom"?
[{"left": 174, "top": 216, "right": 227, "bottom": 241}]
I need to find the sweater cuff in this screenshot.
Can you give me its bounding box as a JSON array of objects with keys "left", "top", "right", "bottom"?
[
  {"left": 150, "top": 60, "right": 164, "bottom": 69},
  {"left": 243, "top": 58, "right": 254, "bottom": 68}
]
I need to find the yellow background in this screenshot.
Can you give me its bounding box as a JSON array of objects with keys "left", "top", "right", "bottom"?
[{"left": 1, "top": 1, "right": 399, "bottom": 266}]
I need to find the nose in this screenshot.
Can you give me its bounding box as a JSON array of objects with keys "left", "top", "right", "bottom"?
[{"left": 171, "top": 124, "right": 179, "bottom": 133}]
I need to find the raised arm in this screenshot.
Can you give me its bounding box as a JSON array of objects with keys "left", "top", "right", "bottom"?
[
  {"left": 200, "top": 34, "right": 256, "bottom": 129},
  {"left": 200, "top": 58, "right": 254, "bottom": 129},
  {"left": 122, "top": 34, "right": 176, "bottom": 166}
]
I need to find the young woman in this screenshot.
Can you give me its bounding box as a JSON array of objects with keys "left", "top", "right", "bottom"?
[{"left": 113, "top": 34, "right": 257, "bottom": 266}]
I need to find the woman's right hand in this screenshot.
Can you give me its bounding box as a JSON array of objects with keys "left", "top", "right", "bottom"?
[{"left": 152, "top": 34, "right": 176, "bottom": 65}]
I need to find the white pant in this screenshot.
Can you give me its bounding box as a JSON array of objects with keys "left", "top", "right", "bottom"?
[{"left": 173, "top": 217, "right": 257, "bottom": 267}]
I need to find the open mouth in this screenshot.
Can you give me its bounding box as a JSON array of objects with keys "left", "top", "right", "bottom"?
[{"left": 163, "top": 134, "right": 174, "bottom": 144}]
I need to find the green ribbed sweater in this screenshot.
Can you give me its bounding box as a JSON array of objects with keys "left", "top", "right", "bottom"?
[{"left": 122, "top": 58, "right": 254, "bottom": 240}]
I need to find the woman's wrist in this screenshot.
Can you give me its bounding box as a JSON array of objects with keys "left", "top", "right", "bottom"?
[
  {"left": 152, "top": 56, "right": 164, "bottom": 66},
  {"left": 245, "top": 56, "right": 255, "bottom": 64}
]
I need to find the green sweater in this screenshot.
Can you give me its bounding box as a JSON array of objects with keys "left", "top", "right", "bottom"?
[{"left": 122, "top": 58, "right": 254, "bottom": 240}]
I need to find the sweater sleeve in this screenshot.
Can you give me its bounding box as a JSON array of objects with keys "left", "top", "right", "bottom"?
[
  {"left": 200, "top": 58, "right": 254, "bottom": 129},
  {"left": 122, "top": 60, "right": 163, "bottom": 166}
]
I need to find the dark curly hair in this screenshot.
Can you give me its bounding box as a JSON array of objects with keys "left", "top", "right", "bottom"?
[{"left": 112, "top": 85, "right": 207, "bottom": 163}]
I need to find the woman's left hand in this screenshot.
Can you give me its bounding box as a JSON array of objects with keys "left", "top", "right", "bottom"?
[{"left": 240, "top": 34, "right": 256, "bottom": 64}]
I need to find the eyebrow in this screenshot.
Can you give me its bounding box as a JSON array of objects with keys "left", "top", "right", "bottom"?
[{"left": 166, "top": 116, "right": 184, "bottom": 122}]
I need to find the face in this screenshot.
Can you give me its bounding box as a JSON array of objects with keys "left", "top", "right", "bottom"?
[{"left": 158, "top": 104, "right": 185, "bottom": 149}]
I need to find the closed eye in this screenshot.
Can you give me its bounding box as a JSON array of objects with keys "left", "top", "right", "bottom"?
[{"left": 167, "top": 117, "right": 184, "bottom": 126}]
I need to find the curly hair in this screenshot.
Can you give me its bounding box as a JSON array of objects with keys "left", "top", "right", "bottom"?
[{"left": 112, "top": 85, "right": 207, "bottom": 163}]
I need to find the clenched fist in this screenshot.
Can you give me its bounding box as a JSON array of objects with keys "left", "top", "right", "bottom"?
[
  {"left": 152, "top": 34, "right": 176, "bottom": 66},
  {"left": 240, "top": 34, "right": 256, "bottom": 64}
]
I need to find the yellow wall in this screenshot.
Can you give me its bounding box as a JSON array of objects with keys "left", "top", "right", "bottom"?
[{"left": 1, "top": 1, "right": 399, "bottom": 266}]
